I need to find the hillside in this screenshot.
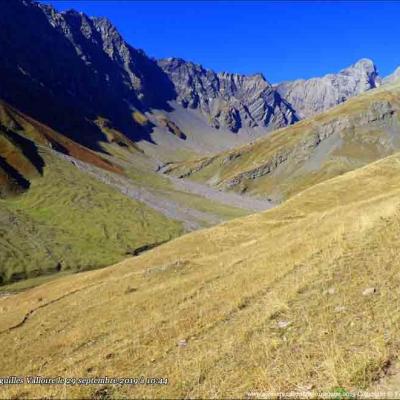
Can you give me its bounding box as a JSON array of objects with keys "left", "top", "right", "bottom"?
[
  {"left": 2, "top": 150, "right": 400, "bottom": 398},
  {"left": 0, "top": 98, "right": 265, "bottom": 288},
  {"left": 0, "top": 147, "right": 183, "bottom": 287},
  {"left": 0, "top": 98, "right": 181, "bottom": 286},
  {"left": 163, "top": 82, "right": 400, "bottom": 202},
  {"left": 0, "top": 100, "right": 125, "bottom": 180}
]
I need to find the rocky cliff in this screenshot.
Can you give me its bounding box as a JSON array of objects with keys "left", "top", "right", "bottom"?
[
  {"left": 158, "top": 58, "right": 297, "bottom": 132},
  {"left": 274, "top": 59, "right": 380, "bottom": 119},
  {"left": 0, "top": 0, "right": 175, "bottom": 149}
]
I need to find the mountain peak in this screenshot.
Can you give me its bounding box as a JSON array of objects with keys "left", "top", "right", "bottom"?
[
  {"left": 352, "top": 58, "right": 375, "bottom": 69},
  {"left": 345, "top": 58, "right": 378, "bottom": 78},
  {"left": 275, "top": 59, "right": 380, "bottom": 119}
]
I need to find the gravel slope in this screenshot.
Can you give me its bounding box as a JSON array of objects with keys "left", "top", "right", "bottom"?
[{"left": 52, "top": 150, "right": 272, "bottom": 231}]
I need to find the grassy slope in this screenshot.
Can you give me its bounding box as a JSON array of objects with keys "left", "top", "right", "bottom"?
[
  {"left": 0, "top": 100, "right": 123, "bottom": 175},
  {"left": 2, "top": 151, "right": 400, "bottom": 398},
  {"left": 164, "top": 83, "right": 400, "bottom": 202},
  {"left": 0, "top": 149, "right": 182, "bottom": 286},
  {"left": 0, "top": 97, "right": 254, "bottom": 289}
]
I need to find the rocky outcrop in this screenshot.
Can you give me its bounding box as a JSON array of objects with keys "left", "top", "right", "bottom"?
[
  {"left": 274, "top": 59, "right": 380, "bottom": 119},
  {"left": 156, "top": 115, "right": 186, "bottom": 139},
  {"left": 158, "top": 58, "right": 298, "bottom": 132}
]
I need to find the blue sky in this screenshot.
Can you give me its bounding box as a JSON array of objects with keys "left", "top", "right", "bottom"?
[{"left": 42, "top": 1, "right": 400, "bottom": 83}]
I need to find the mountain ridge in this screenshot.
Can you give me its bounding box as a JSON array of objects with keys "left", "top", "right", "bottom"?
[
  {"left": 0, "top": 0, "right": 393, "bottom": 151},
  {"left": 162, "top": 82, "right": 400, "bottom": 202},
  {"left": 158, "top": 57, "right": 298, "bottom": 133},
  {"left": 274, "top": 58, "right": 380, "bottom": 119}
]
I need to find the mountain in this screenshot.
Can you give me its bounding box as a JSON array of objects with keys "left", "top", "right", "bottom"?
[
  {"left": 0, "top": 0, "right": 176, "bottom": 149},
  {"left": 274, "top": 58, "right": 380, "bottom": 119},
  {"left": 0, "top": 101, "right": 184, "bottom": 285},
  {"left": 3, "top": 147, "right": 400, "bottom": 398},
  {"left": 0, "top": 0, "right": 383, "bottom": 158},
  {"left": 157, "top": 57, "right": 382, "bottom": 138},
  {"left": 0, "top": 0, "right": 396, "bottom": 286},
  {"left": 158, "top": 57, "right": 297, "bottom": 132},
  {"left": 163, "top": 82, "right": 400, "bottom": 202}
]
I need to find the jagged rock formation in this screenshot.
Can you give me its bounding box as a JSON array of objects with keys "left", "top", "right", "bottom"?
[
  {"left": 158, "top": 58, "right": 297, "bottom": 132},
  {"left": 0, "top": 0, "right": 174, "bottom": 148},
  {"left": 274, "top": 59, "right": 380, "bottom": 119},
  {"left": 0, "top": 0, "right": 387, "bottom": 151}
]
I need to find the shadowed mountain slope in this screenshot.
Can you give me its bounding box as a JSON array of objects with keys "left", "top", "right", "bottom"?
[
  {"left": 0, "top": 99, "right": 124, "bottom": 196},
  {"left": 0, "top": 0, "right": 174, "bottom": 147},
  {"left": 0, "top": 127, "right": 43, "bottom": 197}
]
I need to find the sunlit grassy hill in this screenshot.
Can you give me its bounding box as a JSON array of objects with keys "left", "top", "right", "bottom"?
[
  {"left": 164, "top": 83, "right": 400, "bottom": 202},
  {"left": 0, "top": 101, "right": 183, "bottom": 286},
  {"left": 2, "top": 150, "right": 400, "bottom": 398},
  {"left": 0, "top": 148, "right": 183, "bottom": 286}
]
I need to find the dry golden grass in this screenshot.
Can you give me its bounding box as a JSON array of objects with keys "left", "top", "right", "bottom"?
[{"left": 2, "top": 152, "right": 400, "bottom": 398}]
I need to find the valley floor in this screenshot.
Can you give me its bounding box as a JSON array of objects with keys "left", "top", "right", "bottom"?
[{"left": 54, "top": 149, "right": 272, "bottom": 231}]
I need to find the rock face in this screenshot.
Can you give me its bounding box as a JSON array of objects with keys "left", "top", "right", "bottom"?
[
  {"left": 274, "top": 59, "right": 380, "bottom": 119},
  {"left": 0, "top": 0, "right": 174, "bottom": 148},
  {"left": 158, "top": 58, "right": 297, "bottom": 132},
  {"left": 0, "top": 0, "right": 385, "bottom": 149}
]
